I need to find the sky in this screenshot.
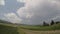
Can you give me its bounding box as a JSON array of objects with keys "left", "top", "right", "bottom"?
[
  {"left": 0, "top": 0, "right": 60, "bottom": 25},
  {"left": 0, "top": 0, "right": 24, "bottom": 23}
]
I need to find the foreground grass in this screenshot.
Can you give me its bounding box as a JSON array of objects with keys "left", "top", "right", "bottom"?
[
  {"left": 0, "top": 25, "right": 19, "bottom": 34},
  {"left": 0, "top": 23, "right": 60, "bottom": 34},
  {"left": 17, "top": 26, "right": 26, "bottom": 34},
  {"left": 20, "top": 29, "right": 60, "bottom": 34},
  {"left": 0, "top": 23, "right": 26, "bottom": 34},
  {"left": 19, "top": 23, "right": 60, "bottom": 31}
]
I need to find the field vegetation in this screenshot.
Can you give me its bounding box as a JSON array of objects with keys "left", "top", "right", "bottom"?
[{"left": 0, "top": 19, "right": 60, "bottom": 34}]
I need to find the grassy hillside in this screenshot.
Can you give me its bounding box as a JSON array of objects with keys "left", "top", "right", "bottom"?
[{"left": 0, "top": 20, "right": 12, "bottom": 24}]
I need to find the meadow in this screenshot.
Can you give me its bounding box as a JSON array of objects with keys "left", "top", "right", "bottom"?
[
  {"left": 0, "top": 23, "right": 60, "bottom": 34},
  {"left": 0, "top": 25, "right": 19, "bottom": 34},
  {"left": 0, "top": 23, "right": 25, "bottom": 34},
  {"left": 19, "top": 23, "right": 60, "bottom": 31}
]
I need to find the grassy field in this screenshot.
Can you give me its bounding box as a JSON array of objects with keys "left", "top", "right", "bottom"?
[
  {"left": 0, "top": 25, "right": 19, "bottom": 34},
  {"left": 18, "top": 23, "right": 60, "bottom": 34},
  {"left": 0, "top": 23, "right": 60, "bottom": 34},
  {"left": 20, "top": 29, "right": 60, "bottom": 34},
  {"left": 0, "top": 23, "right": 25, "bottom": 34},
  {"left": 19, "top": 23, "right": 60, "bottom": 31}
]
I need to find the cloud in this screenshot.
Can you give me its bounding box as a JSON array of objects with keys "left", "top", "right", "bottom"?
[
  {"left": 16, "top": 0, "right": 60, "bottom": 25},
  {"left": 0, "top": 0, "right": 5, "bottom": 5},
  {"left": 4, "top": 13, "right": 22, "bottom": 24},
  {"left": 17, "top": 0, "right": 26, "bottom": 2}
]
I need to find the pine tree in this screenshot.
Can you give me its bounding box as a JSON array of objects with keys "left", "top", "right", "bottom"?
[
  {"left": 51, "top": 20, "right": 54, "bottom": 25},
  {"left": 43, "top": 21, "right": 49, "bottom": 26}
]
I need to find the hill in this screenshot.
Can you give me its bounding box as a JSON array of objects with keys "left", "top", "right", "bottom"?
[{"left": 0, "top": 20, "right": 12, "bottom": 24}]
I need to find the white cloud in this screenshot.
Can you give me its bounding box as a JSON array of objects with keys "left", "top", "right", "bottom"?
[
  {"left": 4, "top": 13, "right": 22, "bottom": 24},
  {"left": 0, "top": 0, "right": 5, "bottom": 5},
  {"left": 16, "top": 0, "right": 60, "bottom": 25},
  {"left": 17, "top": 0, "right": 26, "bottom": 2}
]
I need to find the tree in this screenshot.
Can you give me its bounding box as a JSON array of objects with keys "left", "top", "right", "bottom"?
[
  {"left": 50, "top": 20, "right": 54, "bottom": 25},
  {"left": 43, "top": 21, "right": 49, "bottom": 26},
  {"left": 55, "top": 21, "right": 60, "bottom": 24}
]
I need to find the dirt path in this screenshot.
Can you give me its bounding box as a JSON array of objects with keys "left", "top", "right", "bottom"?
[{"left": 21, "top": 29, "right": 60, "bottom": 34}]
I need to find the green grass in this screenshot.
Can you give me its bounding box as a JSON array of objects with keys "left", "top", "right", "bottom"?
[
  {"left": 0, "top": 23, "right": 60, "bottom": 34},
  {"left": 17, "top": 26, "right": 26, "bottom": 34},
  {"left": 0, "top": 23, "right": 26, "bottom": 34},
  {"left": 0, "top": 25, "right": 19, "bottom": 34},
  {"left": 19, "top": 23, "right": 60, "bottom": 31}
]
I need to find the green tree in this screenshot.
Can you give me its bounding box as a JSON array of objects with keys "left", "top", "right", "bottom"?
[
  {"left": 50, "top": 20, "right": 54, "bottom": 25},
  {"left": 43, "top": 21, "right": 49, "bottom": 26},
  {"left": 55, "top": 21, "right": 60, "bottom": 24}
]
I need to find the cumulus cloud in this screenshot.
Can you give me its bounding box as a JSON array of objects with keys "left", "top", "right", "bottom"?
[
  {"left": 0, "top": 0, "right": 5, "bottom": 5},
  {"left": 4, "top": 13, "right": 22, "bottom": 24},
  {"left": 17, "top": 0, "right": 60, "bottom": 25}
]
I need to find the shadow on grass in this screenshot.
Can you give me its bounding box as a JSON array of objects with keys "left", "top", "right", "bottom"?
[{"left": 0, "top": 25, "right": 19, "bottom": 34}]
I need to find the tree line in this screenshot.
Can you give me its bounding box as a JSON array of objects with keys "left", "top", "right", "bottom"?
[{"left": 43, "top": 20, "right": 60, "bottom": 26}]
